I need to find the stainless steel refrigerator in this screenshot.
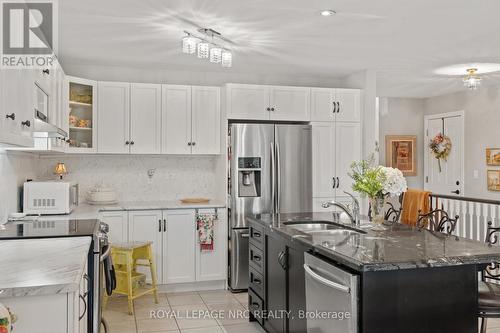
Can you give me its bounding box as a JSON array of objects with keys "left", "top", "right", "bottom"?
[{"left": 228, "top": 123, "right": 312, "bottom": 291}]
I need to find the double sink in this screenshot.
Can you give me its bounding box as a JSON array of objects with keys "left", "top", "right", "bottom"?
[{"left": 283, "top": 220, "right": 367, "bottom": 249}]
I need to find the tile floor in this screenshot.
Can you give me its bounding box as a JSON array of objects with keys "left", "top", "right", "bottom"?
[
  {"left": 103, "top": 290, "right": 265, "bottom": 333},
  {"left": 104, "top": 289, "right": 500, "bottom": 332}
]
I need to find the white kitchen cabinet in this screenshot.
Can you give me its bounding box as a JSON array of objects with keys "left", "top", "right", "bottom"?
[
  {"left": 97, "top": 81, "right": 130, "bottom": 154},
  {"left": 312, "top": 122, "right": 335, "bottom": 198},
  {"left": 225, "top": 84, "right": 270, "bottom": 120},
  {"left": 128, "top": 210, "right": 163, "bottom": 282},
  {"left": 225, "top": 84, "right": 310, "bottom": 121},
  {"left": 1, "top": 271, "right": 88, "bottom": 333},
  {"left": 195, "top": 208, "right": 227, "bottom": 281},
  {"left": 130, "top": 83, "right": 161, "bottom": 154},
  {"left": 0, "top": 67, "right": 34, "bottom": 147},
  {"left": 269, "top": 86, "right": 310, "bottom": 121},
  {"left": 67, "top": 76, "right": 97, "bottom": 152},
  {"left": 335, "top": 89, "right": 361, "bottom": 122},
  {"left": 311, "top": 88, "right": 335, "bottom": 122},
  {"left": 310, "top": 88, "right": 361, "bottom": 122},
  {"left": 311, "top": 121, "right": 361, "bottom": 211},
  {"left": 161, "top": 85, "right": 221, "bottom": 155},
  {"left": 335, "top": 122, "right": 361, "bottom": 194},
  {"left": 163, "top": 210, "right": 196, "bottom": 284},
  {"left": 162, "top": 85, "right": 192, "bottom": 154},
  {"left": 99, "top": 211, "right": 128, "bottom": 244},
  {"left": 191, "top": 86, "right": 221, "bottom": 154}
]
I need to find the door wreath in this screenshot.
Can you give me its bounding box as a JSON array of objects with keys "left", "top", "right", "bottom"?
[{"left": 429, "top": 133, "right": 452, "bottom": 172}]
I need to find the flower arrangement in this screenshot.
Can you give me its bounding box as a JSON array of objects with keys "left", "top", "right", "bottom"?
[
  {"left": 429, "top": 133, "right": 452, "bottom": 172},
  {"left": 349, "top": 157, "right": 407, "bottom": 228}
]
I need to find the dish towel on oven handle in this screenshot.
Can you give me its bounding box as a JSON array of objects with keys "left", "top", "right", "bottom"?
[{"left": 197, "top": 213, "right": 216, "bottom": 251}]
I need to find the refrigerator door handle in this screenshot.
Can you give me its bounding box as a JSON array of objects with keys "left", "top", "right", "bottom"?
[
  {"left": 270, "top": 141, "right": 276, "bottom": 214},
  {"left": 276, "top": 141, "right": 281, "bottom": 213}
]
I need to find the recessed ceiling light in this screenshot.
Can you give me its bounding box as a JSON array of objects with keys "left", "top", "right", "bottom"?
[{"left": 320, "top": 10, "right": 336, "bottom": 17}]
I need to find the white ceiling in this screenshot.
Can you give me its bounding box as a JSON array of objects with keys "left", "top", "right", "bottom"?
[{"left": 59, "top": 0, "right": 500, "bottom": 98}]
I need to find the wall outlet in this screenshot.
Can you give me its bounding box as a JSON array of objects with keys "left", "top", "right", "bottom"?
[
  {"left": 473, "top": 170, "right": 479, "bottom": 179},
  {"left": 147, "top": 169, "right": 156, "bottom": 184}
]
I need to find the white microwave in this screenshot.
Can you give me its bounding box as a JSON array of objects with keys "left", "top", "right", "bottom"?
[{"left": 23, "top": 181, "right": 79, "bottom": 215}]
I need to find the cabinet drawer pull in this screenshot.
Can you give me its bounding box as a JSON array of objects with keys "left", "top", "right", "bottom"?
[
  {"left": 250, "top": 302, "right": 260, "bottom": 310},
  {"left": 192, "top": 142, "right": 196, "bottom": 146},
  {"left": 158, "top": 219, "right": 162, "bottom": 232},
  {"left": 5, "top": 113, "right": 15, "bottom": 120},
  {"left": 42, "top": 69, "right": 50, "bottom": 75},
  {"left": 21, "top": 120, "right": 31, "bottom": 127},
  {"left": 253, "top": 278, "right": 262, "bottom": 285},
  {"left": 125, "top": 141, "right": 130, "bottom": 145},
  {"left": 271, "top": 107, "right": 275, "bottom": 111},
  {"left": 130, "top": 141, "right": 135, "bottom": 145},
  {"left": 337, "top": 177, "right": 340, "bottom": 188},
  {"left": 266, "top": 107, "right": 270, "bottom": 111},
  {"left": 252, "top": 254, "right": 262, "bottom": 262},
  {"left": 163, "top": 219, "right": 167, "bottom": 232},
  {"left": 332, "top": 177, "right": 336, "bottom": 189},
  {"left": 252, "top": 231, "right": 261, "bottom": 238}
]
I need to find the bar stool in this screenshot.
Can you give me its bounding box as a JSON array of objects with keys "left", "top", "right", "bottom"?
[
  {"left": 479, "top": 221, "right": 500, "bottom": 333},
  {"left": 104, "top": 241, "right": 159, "bottom": 315},
  {"left": 416, "top": 209, "right": 459, "bottom": 235}
]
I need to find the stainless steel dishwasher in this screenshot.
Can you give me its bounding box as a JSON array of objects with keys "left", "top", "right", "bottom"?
[{"left": 304, "top": 253, "right": 359, "bottom": 333}]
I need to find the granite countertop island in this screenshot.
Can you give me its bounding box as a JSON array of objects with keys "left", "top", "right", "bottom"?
[
  {"left": 248, "top": 211, "right": 500, "bottom": 272},
  {"left": 0, "top": 237, "right": 91, "bottom": 298}
]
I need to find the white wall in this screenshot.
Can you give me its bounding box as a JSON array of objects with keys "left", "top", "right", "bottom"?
[
  {"left": 36, "top": 155, "right": 225, "bottom": 202},
  {"left": 62, "top": 62, "right": 343, "bottom": 87},
  {"left": 379, "top": 97, "right": 424, "bottom": 189},
  {"left": 0, "top": 151, "right": 38, "bottom": 221},
  {"left": 424, "top": 84, "right": 500, "bottom": 200}
]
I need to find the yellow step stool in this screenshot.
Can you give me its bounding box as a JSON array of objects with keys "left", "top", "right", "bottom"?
[{"left": 105, "top": 241, "right": 159, "bottom": 315}]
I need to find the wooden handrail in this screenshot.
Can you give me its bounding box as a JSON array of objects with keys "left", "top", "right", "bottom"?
[{"left": 429, "top": 194, "right": 500, "bottom": 206}]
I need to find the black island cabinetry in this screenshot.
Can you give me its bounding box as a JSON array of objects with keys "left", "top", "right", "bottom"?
[{"left": 247, "top": 212, "right": 497, "bottom": 333}]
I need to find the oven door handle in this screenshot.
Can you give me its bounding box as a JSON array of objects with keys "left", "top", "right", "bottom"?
[
  {"left": 303, "top": 264, "right": 350, "bottom": 293},
  {"left": 100, "top": 246, "right": 111, "bottom": 262}
]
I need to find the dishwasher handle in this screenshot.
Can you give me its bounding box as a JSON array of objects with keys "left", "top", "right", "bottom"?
[{"left": 304, "top": 264, "right": 350, "bottom": 294}]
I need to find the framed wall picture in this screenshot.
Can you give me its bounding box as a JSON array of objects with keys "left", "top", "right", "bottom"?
[
  {"left": 487, "top": 170, "right": 500, "bottom": 191},
  {"left": 385, "top": 135, "right": 417, "bottom": 176},
  {"left": 486, "top": 148, "right": 500, "bottom": 166}
]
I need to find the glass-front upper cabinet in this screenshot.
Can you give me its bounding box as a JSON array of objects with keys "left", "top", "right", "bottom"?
[{"left": 67, "top": 76, "right": 97, "bottom": 152}]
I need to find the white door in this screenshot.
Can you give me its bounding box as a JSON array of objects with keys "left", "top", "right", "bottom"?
[
  {"left": 196, "top": 208, "right": 227, "bottom": 281},
  {"left": 312, "top": 122, "right": 335, "bottom": 198},
  {"left": 335, "top": 122, "right": 361, "bottom": 195},
  {"left": 128, "top": 210, "right": 163, "bottom": 282},
  {"left": 163, "top": 210, "right": 196, "bottom": 284},
  {"left": 425, "top": 112, "right": 464, "bottom": 196},
  {"left": 191, "top": 86, "right": 221, "bottom": 155},
  {"left": 99, "top": 211, "right": 128, "bottom": 244},
  {"left": 269, "top": 86, "right": 310, "bottom": 121},
  {"left": 311, "top": 88, "right": 335, "bottom": 122},
  {"left": 161, "top": 85, "right": 192, "bottom": 154},
  {"left": 130, "top": 83, "right": 161, "bottom": 154},
  {"left": 225, "top": 84, "right": 270, "bottom": 120},
  {"left": 335, "top": 89, "right": 361, "bottom": 122},
  {"left": 97, "top": 81, "right": 130, "bottom": 154}
]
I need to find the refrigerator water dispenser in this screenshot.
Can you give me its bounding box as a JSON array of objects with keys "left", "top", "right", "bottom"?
[{"left": 238, "top": 157, "right": 261, "bottom": 197}]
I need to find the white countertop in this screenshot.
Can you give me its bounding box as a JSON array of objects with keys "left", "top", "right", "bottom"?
[
  {"left": 37, "top": 200, "right": 226, "bottom": 221},
  {"left": 0, "top": 237, "right": 91, "bottom": 298}
]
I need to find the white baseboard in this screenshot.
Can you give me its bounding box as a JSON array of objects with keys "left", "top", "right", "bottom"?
[{"left": 157, "top": 280, "right": 226, "bottom": 293}]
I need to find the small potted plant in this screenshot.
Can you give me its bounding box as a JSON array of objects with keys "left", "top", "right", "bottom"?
[{"left": 349, "top": 157, "right": 407, "bottom": 230}]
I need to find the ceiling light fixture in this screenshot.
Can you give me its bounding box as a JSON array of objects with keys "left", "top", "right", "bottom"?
[
  {"left": 463, "top": 68, "right": 482, "bottom": 90},
  {"left": 181, "top": 28, "right": 233, "bottom": 68},
  {"left": 320, "top": 9, "right": 336, "bottom": 16}
]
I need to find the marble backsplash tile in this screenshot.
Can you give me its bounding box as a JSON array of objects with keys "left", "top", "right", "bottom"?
[
  {"left": 0, "top": 151, "right": 38, "bottom": 221},
  {"left": 37, "top": 155, "right": 224, "bottom": 203}
]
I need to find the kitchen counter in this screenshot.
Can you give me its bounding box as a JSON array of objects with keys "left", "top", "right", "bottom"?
[
  {"left": 37, "top": 200, "right": 226, "bottom": 221},
  {"left": 0, "top": 237, "right": 90, "bottom": 298},
  {"left": 248, "top": 212, "right": 500, "bottom": 272}
]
